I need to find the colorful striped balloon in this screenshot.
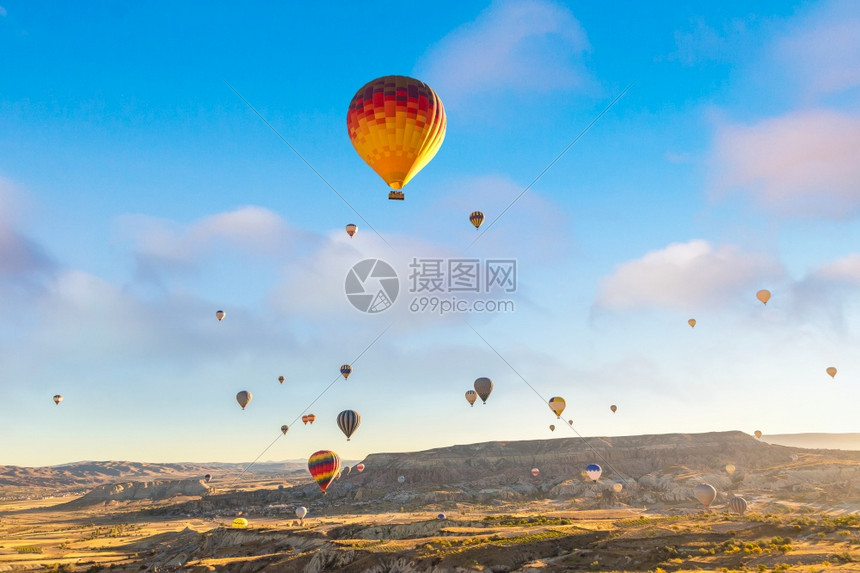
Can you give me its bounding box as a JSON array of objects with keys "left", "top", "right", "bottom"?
[
  {"left": 340, "top": 364, "right": 352, "bottom": 380},
  {"left": 347, "top": 75, "right": 447, "bottom": 191},
  {"left": 337, "top": 410, "right": 361, "bottom": 441},
  {"left": 308, "top": 450, "right": 341, "bottom": 494}
]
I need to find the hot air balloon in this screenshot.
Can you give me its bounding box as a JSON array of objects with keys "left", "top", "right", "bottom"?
[
  {"left": 567, "top": 419, "right": 573, "bottom": 426},
  {"left": 612, "top": 483, "right": 623, "bottom": 493},
  {"left": 281, "top": 425, "right": 289, "bottom": 435},
  {"left": 337, "top": 409, "right": 361, "bottom": 441},
  {"left": 356, "top": 463, "right": 365, "bottom": 473},
  {"left": 469, "top": 211, "right": 484, "bottom": 229},
  {"left": 345, "top": 224, "right": 357, "bottom": 238},
  {"left": 308, "top": 450, "right": 341, "bottom": 494},
  {"left": 727, "top": 496, "right": 747, "bottom": 515},
  {"left": 301, "top": 415, "right": 309, "bottom": 425},
  {"left": 278, "top": 376, "right": 285, "bottom": 384},
  {"left": 474, "top": 377, "right": 493, "bottom": 404},
  {"left": 465, "top": 390, "right": 478, "bottom": 407},
  {"left": 585, "top": 464, "right": 602, "bottom": 482},
  {"left": 343, "top": 465, "right": 351, "bottom": 476},
  {"left": 610, "top": 405, "right": 617, "bottom": 413},
  {"left": 437, "top": 513, "right": 446, "bottom": 520},
  {"left": 693, "top": 483, "right": 717, "bottom": 508},
  {"left": 756, "top": 289, "right": 771, "bottom": 305},
  {"left": 340, "top": 364, "right": 352, "bottom": 380},
  {"left": 216, "top": 310, "right": 226, "bottom": 321},
  {"left": 307, "top": 414, "right": 316, "bottom": 424},
  {"left": 531, "top": 468, "right": 540, "bottom": 477},
  {"left": 790, "top": 454, "right": 799, "bottom": 462},
  {"left": 295, "top": 506, "right": 308, "bottom": 519},
  {"left": 549, "top": 424, "right": 555, "bottom": 431},
  {"left": 236, "top": 391, "right": 252, "bottom": 410},
  {"left": 204, "top": 474, "right": 211, "bottom": 483},
  {"left": 725, "top": 464, "right": 735, "bottom": 475},
  {"left": 688, "top": 318, "right": 696, "bottom": 328},
  {"left": 232, "top": 518, "right": 248, "bottom": 528},
  {"left": 548, "top": 396, "right": 566, "bottom": 418},
  {"left": 398, "top": 475, "right": 406, "bottom": 484},
  {"left": 347, "top": 75, "right": 447, "bottom": 197},
  {"left": 827, "top": 367, "right": 837, "bottom": 378},
  {"left": 53, "top": 395, "right": 63, "bottom": 405},
  {"left": 754, "top": 430, "right": 762, "bottom": 439}
]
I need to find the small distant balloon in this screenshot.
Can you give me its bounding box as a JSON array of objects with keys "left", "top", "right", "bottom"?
[
  {"left": 295, "top": 506, "right": 307, "bottom": 519},
  {"left": 345, "top": 224, "right": 357, "bottom": 238},
  {"left": 754, "top": 430, "right": 762, "bottom": 439},
  {"left": 688, "top": 318, "right": 696, "bottom": 328},
  {"left": 610, "top": 405, "right": 617, "bottom": 413},
  {"left": 397, "top": 475, "right": 406, "bottom": 484},
  {"left": 548, "top": 396, "right": 566, "bottom": 418},
  {"left": 340, "top": 364, "right": 352, "bottom": 380},
  {"left": 474, "top": 377, "right": 493, "bottom": 404},
  {"left": 465, "top": 390, "right": 478, "bottom": 407},
  {"left": 356, "top": 463, "right": 365, "bottom": 473},
  {"left": 215, "top": 310, "right": 226, "bottom": 321},
  {"left": 549, "top": 424, "right": 555, "bottom": 432},
  {"left": 278, "top": 376, "right": 285, "bottom": 384},
  {"left": 307, "top": 414, "right": 316, "bottom": 424},
  {"left": 437, "top": 513, "right": 447, "bottom": 520},
  {"left": 236, "top": 391, "right": 252, "bottom": 410},
  {"left": 531, "top": 468, "right": 540, "bottom": 477},
  {"left": 585, "top": 464, "right": 602, "bottom": 482},
  {"left": 693, "top": 483, "right": 717, "bottom": 508},
  {"left": 756, "top": 289, "right": 771, "bottom": 305},
  {"left": 826, "top": 366, "right": 837, "bottom": 378},
  {"left": 469, "top": 211, "right": 484, "bottom": 229},
  {"left": 337, "top": 409, "right": 361, "bottom": 441},
  {"left": 725, "top": 464, "right": 735, "bottom": 475},
  {"left": 612, "top": 483, "right": 623, "bottom": 493},
  {"left": 204, "top": 474, "right": 211, "bottom": 483},
  {"left": 281, "top": 425, "right": 289, "bottom": 435},
  {"left": 232, "top": 518, "right": 248, "bottom": 528},
  {"left": 53, "top": 394, "right": 63, "bottom": 405},
  {"left": 728, "top": 496, "right": 748, "bottom": 515},
  {"left": 301, "top": 415, "right": 309, "bottom": 425},
  {"left": 790, "top": 454, "right": 799, "bottom": 462},
  {"left": 567, "top": 419, "right": 573, "bottom": 425}
]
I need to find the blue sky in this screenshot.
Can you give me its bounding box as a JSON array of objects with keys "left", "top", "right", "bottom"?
[{"left": 2, "top": 1, "right": 859, "bottom": 467}]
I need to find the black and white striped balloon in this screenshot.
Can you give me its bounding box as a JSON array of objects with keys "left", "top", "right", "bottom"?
[{"left": 337, "top": 409, "right": 361, "bottom": 441}]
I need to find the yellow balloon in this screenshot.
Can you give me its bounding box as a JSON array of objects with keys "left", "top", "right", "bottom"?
[
  {"left": 725, "top": 464, "right": 735, "bottom": 475},
  {"left": 347, "top": 76, "right": 447, "bottom": 191},
  {"left": 548, "top": 396, "right": 566, "bottom": 418},
  {"left": 756, "top": 289, "right": 771, "bottom": 305},
  {"left": 754, "top": 430, "right": 762, "bottom": 439},
  {"left": 688, "top": 318, "right": 696, "bottom": 328},
  {"left": 826, "top": 366, "right": 837, "bottom": 378},
  {"left": 232, "top": 518, "right": 248, "bottom": 528}
]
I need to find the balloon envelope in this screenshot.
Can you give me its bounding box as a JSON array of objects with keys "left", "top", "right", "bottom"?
[
  {"left": 347, "top": 75, "right": 446, "bottom": 190},
  {"left": 216, "top": 310, "right": 226, "bottom": 321},
  {"left": 585, "top": 464, "right": 602, "bottom": 482},
  {"left": 465, "top": 390, "right": 477, "bottom": 407},
  {"left": 728, "top": 496, "right": 747, "bottom": 514},
  {"left": 204, "top": 474, "right": 211, "bottom": 483},
  {"left": 693, "top": 483, "right": 717, "bottom": 507},
  {"left": 469, "top": 211, "right": 484, "bottom": 229},
  {"left": 725, "top": 464, "right": 735, "bottom": 475},
  {"left": 53, "top": 394, "right": 63, "bottom": 405},
  {"left": 437, "top": 513, "right": 447, "bottom": 520},
  {"left": 345, "top": 224, "right": 357, "bottom": 237},
  {"left": 756, "top": 289, "right": 771, "bottom": 305},
  {"left": 278, "top": 376, "right": 285, "bottom": 384},
  {"left": 531, "top": 468, "right": 539, "bottom": 477},
  {"left": 827, "top": 366, "right": 837, "bottom": 378},
  {"left": 295, "top": 506, "right": 308, "bottom": 519},
  {"left": 474, "top": 377, "right": 493, "bottom": 403},
  {"left": 232, "top": 518, "right": 248, "bottom": 528},
  {"left": 356, "top": 463, "right": 365, "bottom": 472},
  {"left": 340, "top": 364, "right": 352, "bottom": 380},
  {"left": 688, "top": 318, "right": 696, "bottom": 328},
  {"left": 610, "top": 405, "right": 617, "bottom": 413},
  {"left": 307, "top": 414, "right": 316, "bottom": 424},
  {"left": 549, "top": 424, "right": 555, "bottom": 431},
  {"left": 281, "top": 425, "right": 289, "bottom": 435},
  {"left": 308, "top": 450, "right": 341, "bottom": 493},
  {"left": 754, "top": 430, "right": 762, "bottom": 439},
  {"left": 337, "top": 409, "right": 361, "bottom": 441},
  {"left": 398, "top": 475, "right": 406, "bottom": 484},
  {"left": 612, "top": 483, "right": 623, "bottom": 493},
  {"left": 548, "top": 396, "right": 566, "bottom": 418},
  {"left": 236, "top": 391, "right": 252, "bottom": 410}
]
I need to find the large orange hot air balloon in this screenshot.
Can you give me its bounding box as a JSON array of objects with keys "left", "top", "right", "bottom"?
[
  {"left": 308, "top": 450, "right": 341, "bottom": 494},
  {"left": 347, "top": 76, "right": 447, "bottom": 195}
]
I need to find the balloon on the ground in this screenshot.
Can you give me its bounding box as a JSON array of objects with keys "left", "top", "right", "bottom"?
[
  {"left": 281, "top": 425, "right": 289, "bottom": 435},
  {"left": 295, "top": 506, "right": 308, "bottom": 519},
  {"left": 465, "top": 390, "right": 478, "bottom": 407},
  {"left": 232, "top": 518, "right": 248, "bottom": 528},
  {"left": 437, "top": 513, "right": 446, "bottom": 520},
  {"left": 345, "top": 224, "right": 357, "bottom": 238},
  {"left": 337, "top": 409, "right": 361, "bottom": 441},
  {"left": 340, "top": 364, "right": 352, "bottom": 380},
  {"left": 53, "top": 395, "right": 63, "bottom": 405},
  {"left": 347, "top": 75, "right": 447, "bottom": 192},
  {"left": 693, "top": 483, "right": 717, "bottom": 507},
  {"left": 585, "top": 464, "right": 602, "bottom": 482},
  {"left": 469, "top": 211, "right": 484, "bottom": 229},
  {"left": 236, "top": 391, "right": 252, "bottom": 410},
  {"left": 725, "top": 464, "right": 735, "bottom": 475},
  {"left": 215, "top": 310, "right": 225, "bottom": 321},
  {"left": 548, "top": 396, "right": 566, "bottom": 418},
  {"left": 398, "top": 475, "right": 406, "bottom": 484},
  {"left": 308, "top": 450, "right": 341, "bottom": 494},
  {"left": 204, "top": 474, "right": 211, "bottom": 483},
  {"left": 728, "top": 496, "right": 747, "bottom": 514},
  {"left": 474, "top": 377, "right": 493, "bottom": 404},
  {"left": 612, "top": 483, "right": 623, "bottom": 493},
  {"left": 531, "top": 468, "right": 539, "bottom": 477},
  {"left": 756, "top": 289, "right": 771, "bottom": 305}
]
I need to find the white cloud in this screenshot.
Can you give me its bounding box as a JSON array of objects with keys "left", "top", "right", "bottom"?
[
  {"left": 415, "top": 0, "right": 592, "bottom": 106},
  {"left": 595, "top": 240, "right": 782, "bottom": 310},
  {"left": 711, "top": 109, "right": 860, "bottom": 218},
  {"left": 0, "top": 177, "right": 56, "bottom": 282}
]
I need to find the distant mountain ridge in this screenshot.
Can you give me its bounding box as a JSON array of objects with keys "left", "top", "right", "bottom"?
[{"left": 762, "top": 433, "right": 860, "bottom": 450}]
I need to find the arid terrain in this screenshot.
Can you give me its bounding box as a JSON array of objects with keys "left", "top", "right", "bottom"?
[{"left": 1, "top": 431, "right": 859, "bottom": 572}]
